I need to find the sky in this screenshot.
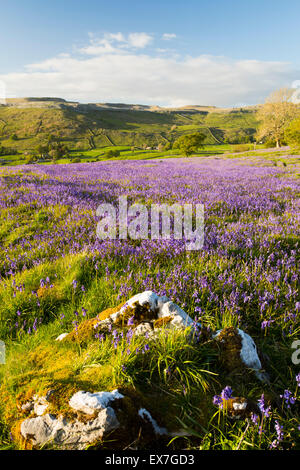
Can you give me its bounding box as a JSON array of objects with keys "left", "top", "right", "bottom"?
[{"left": 0, "top": 0, "right": 300, "bottom": 107}]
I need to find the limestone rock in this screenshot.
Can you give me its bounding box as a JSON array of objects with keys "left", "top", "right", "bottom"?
[
  {"left": 138, "top": 408, "right": 168, "bottom": 435},
  {"left": 55, "top": 333, "right": 68, "bottom": 342},
  {"left": 158, "top": 300, "right": 195, "bottom": 329},
  {"left": 69, "top": 389, "right": 124, "bottom": 415},
  {"left": 20, "top": 407, "right": 119, "bottom": 449},
  {"left": 213, "top": 327, "right": 267, "bottom": 381}
]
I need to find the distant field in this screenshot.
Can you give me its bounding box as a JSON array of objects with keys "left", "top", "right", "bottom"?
[{"left": 0, "top": 143, "right": 272, "bottom": 166}]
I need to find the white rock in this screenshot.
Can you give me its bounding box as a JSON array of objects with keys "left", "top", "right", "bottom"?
[
  {"left": 133, "top": 322, "right": 153, "bottom": 336},
  {"left": 232, "top": 401, "right": 248, "bottom": 411},
  {"left": 34, "top": 400, "right": 49, "bottom": 416},
  {"left": 69, "top": 389, "right": 124, "bottom": 415},
  {"left": 55, "top": 333, "right": 68, "bottom": 342},
  {"left": 238, "top": 329, "right": 262, "bottom": 370},
  {"left": 21, "top": 401, "right": 34, "bottom": 412},
  {"left": 158, "top": 301, "right": 195, "bottom": 329},
  {"left": 213, "top": 328, "right": 265, "bottom": 381},
  {"left": 157, "top": 295, "right": 170, "bottom": 311},
  {"left": 21, "top": 407, "right": 119, "bottom": 449},
  {"left": 127, "top": 291, "right": 159, "bottom": 311},
  {"left": 138, "top": 408, "right": 168, "bottom": 435}
]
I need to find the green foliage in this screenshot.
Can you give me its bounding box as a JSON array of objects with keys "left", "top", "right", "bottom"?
[
  {"left": 104, "top": 149, "right": 120, "bottom": 158},
  {"left": 173, "top": 132, "right": 205, "bottom": 156},
  {"left": 25, "top": 154, "right": 37, "bottom": 164},
  {"left": 285, "top": 118, "right": 300, "bottom": 149}
]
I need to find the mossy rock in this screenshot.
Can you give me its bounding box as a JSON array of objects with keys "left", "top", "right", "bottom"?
[
  {"left": 214, "top": 327, "right": 246, "bottom": 373},
  {"left": 66, "top": 303, "right": 124, "bottom": 343}
]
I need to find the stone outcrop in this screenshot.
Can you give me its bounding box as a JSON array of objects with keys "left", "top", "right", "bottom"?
[
  {"left": 20, "top": 291, "right": 268, "bottom": 450},
  {"left": 20, "top": 387, "right": 170, "bottom": 450}
]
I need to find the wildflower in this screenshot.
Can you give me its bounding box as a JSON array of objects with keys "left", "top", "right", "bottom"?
[
  {"left": 270, "top": 420, "right": 284, "bottom": 449},
  {"left": 127, "top": 315, "right": 135, "bottom": 326},
  {"left": 221, "top": 386, "right": 233, "bottom": 400},
  {"left": 250, "top": 413, "right": 259, "bottom": 425},
  {"left": 126, "top": 328, "right": 134, "bottom": 343},
  {"left": 95, "top": 332, "right": 104, "bottom": 342},
  {"left": 280, "top": 389, "right": 296, "bottom": 408},
  {"left": 258, "top": 393, "right": 271, "bottom": 417},
  {"left": 213, "top": 395, "right": 223, "bottom": 407},
  {"left": 296, "top": 373, "right": 300, "bottom": 387}
]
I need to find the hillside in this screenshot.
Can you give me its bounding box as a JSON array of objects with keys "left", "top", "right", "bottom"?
[{"left": 0, "top": 98, "right": 259, "bottom": 153}]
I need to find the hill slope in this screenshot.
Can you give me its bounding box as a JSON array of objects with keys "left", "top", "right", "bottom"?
[{"left": 0, "top": 98, "right": 259, "bottom": 152}]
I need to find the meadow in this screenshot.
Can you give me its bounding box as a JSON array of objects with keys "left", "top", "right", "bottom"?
[{"left": 0, "top": 154, "right": 299, "bottom": 450}]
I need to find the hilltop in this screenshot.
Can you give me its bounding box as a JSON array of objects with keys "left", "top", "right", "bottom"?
[{"left": 0, "top": 97, "right": 259, "bottom": 155}]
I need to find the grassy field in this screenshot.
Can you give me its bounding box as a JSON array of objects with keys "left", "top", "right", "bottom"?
[
  {"left": 0, "top": 154, "right": 299, "bottom": 450},
  {"left": 0, "top": 143, "right": 271, "bottom": 167}
]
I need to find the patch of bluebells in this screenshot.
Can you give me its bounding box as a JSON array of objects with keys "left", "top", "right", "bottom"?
[
  {"left": 280, "top": 389, "right": 296, "bottom": 409},
  {"left": 213, "top": 386, "right": 233, "bottom": 409}
]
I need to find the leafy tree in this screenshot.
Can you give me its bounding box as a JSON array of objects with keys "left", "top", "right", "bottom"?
[
  {"left": 173, "top": 132, "right": 205, "bottom": 156},
  {"left": 71, "top": 157, "right": 81, "bottom": 163},
  {"left": 36, "top": 144, "right": 49, "bottom": 159},
  {"left": 104, "top": 149, "right": 120, "bottom": 158},
  {"left": 256, "top": 88, "right": 299, "bottom": 148},
  {"left": 25, "top": 154, "right": 37, "bottom": 164},
  {"left": 284, "top": 118, "right": 300, "bottom": 148}
]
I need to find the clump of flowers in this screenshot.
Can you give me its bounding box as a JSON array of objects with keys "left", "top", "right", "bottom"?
[
  {"left": 213, "top": 386, "right": 233, "bottom": 409},
  {"left": 280, "top": 389, "right": 296, "bottom": 409}
]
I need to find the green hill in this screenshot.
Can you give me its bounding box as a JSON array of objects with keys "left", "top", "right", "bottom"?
[{"left": 0, "top": 98, "right": 259, "bottom": 156}]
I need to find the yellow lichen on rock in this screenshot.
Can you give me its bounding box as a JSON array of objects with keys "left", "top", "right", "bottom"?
[
  {"left": 66, "top": 302, "right": 124, "bottom": 343},
  {"left": 153, "top": 316, "right": 173, "bottom": 328}
]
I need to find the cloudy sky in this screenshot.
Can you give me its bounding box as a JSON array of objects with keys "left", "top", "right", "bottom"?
[{"left": 1, "top": 0, "right": 299, "bottom": 107}]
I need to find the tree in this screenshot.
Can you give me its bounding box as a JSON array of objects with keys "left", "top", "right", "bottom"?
[
  {"left": 285, "top": 118, "right": 300, "bottom": 148},
  {"left": 36, "top": 144, "right": 49, "bottom": 159},
  {"left": 173, "top": 132, "right": 205, "bottom": 157},
  {"left": 104, "top": 149, "right": 120, "bottom": 158},
  {"left": 256, "top": 88, "right": 299, "bottom": 148}
]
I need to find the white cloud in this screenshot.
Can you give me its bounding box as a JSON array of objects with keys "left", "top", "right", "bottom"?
[
  {"left": 0, "top": 33, "right": 297, "bottom": 107},
  {"left": 162, "top": 33, "right": 177, "bottom": 41},
  {"left": 127, "top": 33, "right": 153, "bottom": 48},
  {"left": 79, "top": 32, "right": 152, "bottom": 55}
]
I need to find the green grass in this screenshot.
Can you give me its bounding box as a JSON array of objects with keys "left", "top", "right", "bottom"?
[{"left": 0, "top": 151, "right": 298, "bottom": 450}]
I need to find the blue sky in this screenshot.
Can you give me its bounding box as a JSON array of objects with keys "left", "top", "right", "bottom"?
[{"left": 1, "top": 0, "right": 300, "bottom": 106}]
